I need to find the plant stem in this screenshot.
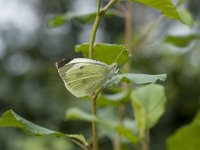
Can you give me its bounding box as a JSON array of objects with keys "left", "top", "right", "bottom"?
[
  {"left": 71, "top": 139, "right": 91, "bottom": 150},
  {"left": 89, "top": 0, "right": 118, "bottom": 150},
  {"left": 91, "top": 95, "right": 98, "bottom": 150},
  {"left": 134, "top": 15, "right": 164, "bottom": 51},
  {"left": 113, "top": 2, "right": 133, "bottom": 150},
  {"left": 141, "top": 130, "right": 150, "bottom": 150},
  {"left": 88, "top": 1, "right": 118, "bottom": 150},
  {"left": 89, "top": 0, "right": 118, "bottom": 59},
  {"left": 89, "top": 1, "right": 101, "bottom": 150},
  {"left": 91, "top": 88, "right": 102, "bottom": 150},
  {"left": 125, "top": 2, "right": 133, "bottom": 54},
  {"left": 89, "top": 0, "right": 102, "bottom": 59},
  {"left": 89, "top": 15, "right": 101, "bottom": 59}
]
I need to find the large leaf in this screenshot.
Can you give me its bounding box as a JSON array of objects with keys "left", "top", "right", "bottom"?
[
  {"left": 75, "top": 43, "right": 129, "bottom": 65},
  {"left": 131, "top": 84, "right": 166, "bottom": 137},
  {"left": 65, "top": 107, "right": 139, "bottom": 143},
  {"left": 167, "top": 112, "right": 200, "bottom": 150},
  {"left": 105, "top": 73, "right": 167, "bottom": 87},
  {"left": 165, "top": 34, "right": 200, "bottom": 47},
  {"left": 130, "top": 0, "right": 181, "bottom": 22},
  {"left": 0, "top": 110, "right": 88, "bottom": 146},
  {"left": 97, "top": 90, "right": 131, "bottom": 107}
]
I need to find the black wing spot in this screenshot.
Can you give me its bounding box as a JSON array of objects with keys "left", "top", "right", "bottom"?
[
  {"left": 80, "top": 66, "right": 84, "bottom": 70},
  {"left": 82, "top": 79, "right": 87, "bottom": 84},
  {"left": 55, "top": 58, "right": 73, "bottom": 69},
  {"left": 76, "top": 72, "right": 83, "bottom": 77}
]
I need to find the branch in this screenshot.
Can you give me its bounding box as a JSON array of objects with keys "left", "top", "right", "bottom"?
[
  {"left": 88, "top": 0, "right": 118, "bottom": 58},
  {"left": 88, "top": 1, "right": 118, "bottom": 150}
]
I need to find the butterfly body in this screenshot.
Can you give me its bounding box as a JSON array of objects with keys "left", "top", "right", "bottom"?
[{"left": 56, "top": 58, "right": 117, "bottom": 97}]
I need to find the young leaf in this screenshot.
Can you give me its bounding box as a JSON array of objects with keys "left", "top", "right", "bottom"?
[
  {"left": 131, "top": 84, "right": 166, "bottom": 137},
  {"left": 47, "top": 15, "right": 66, "bottom": 28},
  {"left": 97, "top": 90, "right": 131, "bottom": 107},
  {"left": 47, "top": 12, "right": 96, "bottom": 28},
  {"left": 167, "top": 112, "right": 200, "bottom": 150},
  {"left": 178, "top": 9, "right": 194, "bottom": 27},
  {"left": 48, "top": 11, "right": 114, "bottom": 28},
  {"left": 130, "top": 0, "right": 182, "bottom": 22},
  {"left": 65, "top": 107, "right": 98, "bottom": 122},
  {"left": 0, "top": 110, "right": 88, "bottom": 146},
  {"left": 165, "top": 34, "right": 200, "bottom": 47},
  {"left": 75, "top": 43, "right": 129, "bottom": 65},
  {"left": 105, "top": 73, "right": 167, "bottom": 87}
]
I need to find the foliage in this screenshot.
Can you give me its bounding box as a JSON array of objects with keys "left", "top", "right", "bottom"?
[
  {"left": 105, "top": 73, "right": 167, "bottom": 87},
  {"left": 167, "top": 112, "right": 200, "bottom": 150},
  {"left": 131, "top": 0, "right": 181, "bottom": 21},
  {"left": 0, "top": 0, "right": 199, "bottom": 150},
  {"left": 48, "top": 11, "right": 114, "bottom": 28},
  {"left": 0, "top": 110, "right": 88, "bottom": 146},
  {"left": 165, "top": 34, "right": 200, "bottom": 47},
  {"left": 75, "top": 43, "right": 129, "bottom": 65},
  {"left": 65, "top": 107, "right": 139, "bottom": 143},
  {"left": 131, "top": 84, "right": 166, "bottom": 137}
]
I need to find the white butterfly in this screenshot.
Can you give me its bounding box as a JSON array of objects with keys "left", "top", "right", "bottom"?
[{"left": 55, "top": 58, "right": 118, "bottom": 98}]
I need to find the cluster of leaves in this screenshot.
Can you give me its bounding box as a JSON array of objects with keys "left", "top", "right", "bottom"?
[
  {"left": 48, "top": 0, "right": 186, "bottom": 28},
  {"left": 0, "top": 0, "right": 199, "bottom": 150},
  {"left": 0, "top": 42, "right": 167, "bottom": 148},
  {"left": 167, "top": 112, "right": 200, "bottom": 150}
]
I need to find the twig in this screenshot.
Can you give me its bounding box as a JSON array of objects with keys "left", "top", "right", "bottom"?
[
  {"left": 88, "top": 1, "right": 118, "bottom": 150},
  {"left": 71, "top": 138, "right": 91, "bottom": 150},
  {"left": 141, "top": 130, "right": 150, "bottom": 150},
  {"left": 113, "top": 2, "right": 133, "bottom": 150},
  {"left": 88, "top": 0, "right": 118, "bottom": 58},
  {"left": 91, "top": 88, "right": 102, "bottom": 150},
  {"left": 134, "top": 16, "right": 164, "bottom": 51}
]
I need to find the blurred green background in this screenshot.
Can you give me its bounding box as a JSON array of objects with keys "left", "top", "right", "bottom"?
[{"left": 0, "top": 0, "right": 199, "bottom": 150}]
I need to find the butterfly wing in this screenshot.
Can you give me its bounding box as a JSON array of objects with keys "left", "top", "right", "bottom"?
[{"left": 57, "top": 61, "right": 109, "bottom": 97}]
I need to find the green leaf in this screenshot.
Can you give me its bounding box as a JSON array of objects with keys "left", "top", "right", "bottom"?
[
  {"left": 47, "top": 12, "right": 96, "bottom": 28},
  {"left": 0, "top": 110, "right": 88, "bottom": 146},
  {"left": 114, "top": 124, "right": 138, "bottom": 143},
  {"left": 167, "top": 112, "right": 200, "bottom": 150},
  {"left": 178, "top": 9, "right": 194, "bottom": 27},
  {"left": 65, "top": 107, "right": 98, "bottom": 122},
  {"left": 105, "top": 73, "right": 167, "bottom": 87},
  {"left": 65, "top": 107, "right": 139, "bottom": 143},
  {"left": 130, "top": 0, "right": 182, "bottom": 22},
  {"left": 48, "top": 11, "right": 114, "bottom": 28},
  {"left": 75, "top": 43, "right": 129, "bottom": 65},
  {"left": 131, "top": 84, "right": 166, "bottom": 137},
  {"left": 165, "top": 34, "right": 200, "bottom": 47},
  {"left": 97, "top": 90, "right": 131, "bottom": 107},
  {"left": 47, "top": 15, "right": 66, "bottom": 28},
  {"left": 176, "top": 0, "right": 186, "bottom": 6}
]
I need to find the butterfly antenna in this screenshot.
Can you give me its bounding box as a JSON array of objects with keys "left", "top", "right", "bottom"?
[
  {"left": 113, "top": 47, "right": 127, "bottom": 63},
  {"left": 115, "top": 69, "right": 120, "bottom": 77}
]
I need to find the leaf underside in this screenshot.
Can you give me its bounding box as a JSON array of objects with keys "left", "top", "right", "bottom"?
[{"left": 0, "top": 110, "right": 88, "bottom": 146}]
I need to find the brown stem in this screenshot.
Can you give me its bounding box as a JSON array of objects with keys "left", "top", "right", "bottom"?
[
  {"left": 91, "top": 88, "right": 102, "bottom": 150},
  {"left": 91, "top": 97, "right": 97, "bottom": 150},
  {"left": 134, "top": 16, "right": 164, "bottom": 51},
  {"left": 125, "top": 2, "right": 133, "bottom": 53},
  {"left": 113, "top": 2, "right": 133, "bottom": 150},
  {"left": 88, "top": 1, "right": 118, "bottom": 150},
  {"left": 141, "top": 130, "right": 150, "bottom": 150}
]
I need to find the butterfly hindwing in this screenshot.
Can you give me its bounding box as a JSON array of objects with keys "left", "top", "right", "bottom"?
[
  {"left": 56, "top": 58, "right": 118, "bottom": 98},
  {"left": 60, "top": 62, "right": 109, "bottom": 97}
]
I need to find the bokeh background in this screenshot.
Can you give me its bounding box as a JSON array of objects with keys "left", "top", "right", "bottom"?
[{"left": 0, "top": 0, "right": 200, "bottom": 150}]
